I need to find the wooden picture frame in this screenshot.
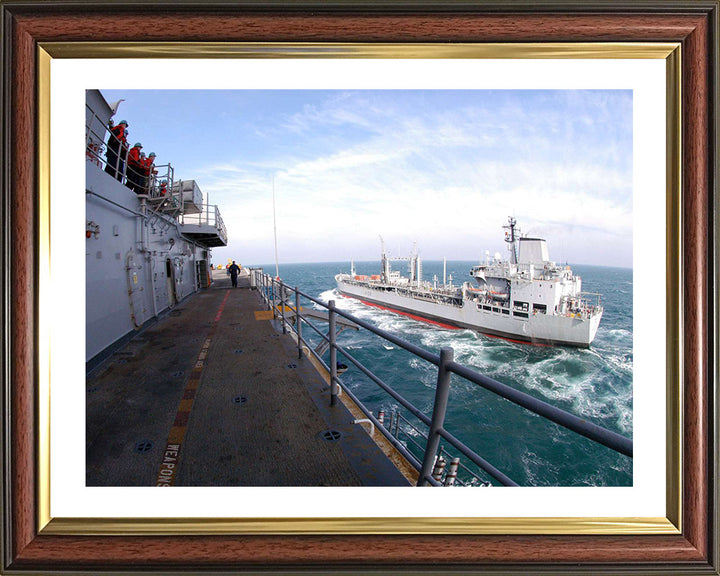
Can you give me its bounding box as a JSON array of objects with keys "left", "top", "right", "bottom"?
[{"left": 2, "top": 1, "right": 717, "bottom": 573}]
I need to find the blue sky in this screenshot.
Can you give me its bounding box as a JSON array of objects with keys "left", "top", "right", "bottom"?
[{"left": 100, "top": 89, "right": 633, "bottom": 268}]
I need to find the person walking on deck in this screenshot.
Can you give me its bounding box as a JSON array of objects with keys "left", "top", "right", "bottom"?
[{"left": 228, "top": 261, "right": 241, "bottom": 288}]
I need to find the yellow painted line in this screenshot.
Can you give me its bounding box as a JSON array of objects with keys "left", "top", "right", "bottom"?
[
  {"left": 254, "top": 310, "right": 274, "bottom": 320},
  {"left": 178, "top": 399, "right": 194, "bottom": 412},
  {"left": 156, "top": 290, "right": 230, "bottom": 487},
  {"left": 167, "top": 427, "right": 186, "bottom": 445}
]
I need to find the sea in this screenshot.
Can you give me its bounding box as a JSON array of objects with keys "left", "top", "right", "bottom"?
[{"left": 260, "top": 260, "right": 633, "bottom": 487}]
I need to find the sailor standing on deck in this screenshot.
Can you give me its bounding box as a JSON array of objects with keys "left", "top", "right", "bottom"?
[
  {"left": 227, "top": 261, "right": 241, "bottom": 288},
  {"left": 143, "top": 152, "right": 157, "bottom": 193},
  {"left": 104, "top": 120, "right": 128, "bottom": 180},
  {"left": 126, "top": 142, "right": 144, "bottom": 193}
]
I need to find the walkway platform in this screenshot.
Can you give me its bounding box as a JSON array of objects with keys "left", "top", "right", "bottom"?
[{"left": 86, "top": 274, "right": 411, "bottom": 487}]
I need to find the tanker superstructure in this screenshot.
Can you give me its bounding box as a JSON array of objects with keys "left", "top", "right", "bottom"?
[
  {"left": 85, "top": 90, "right": 227, "bottom": 364},
  {"left": 335, "top": 218, "right": 603, "bottom": 347}
]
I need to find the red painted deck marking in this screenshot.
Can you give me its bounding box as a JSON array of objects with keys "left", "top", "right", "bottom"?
[{"left": 156, "top": 290, "right": 230, "bottom": 486}]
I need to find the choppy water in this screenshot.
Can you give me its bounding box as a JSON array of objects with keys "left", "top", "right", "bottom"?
[{"left": 263, "top": 260, "right": 632, "bottom": 487}]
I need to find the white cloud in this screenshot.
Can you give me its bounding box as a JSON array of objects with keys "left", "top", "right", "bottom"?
[{"left": 204, "top": 91, "right": 632, "bottom": 267}]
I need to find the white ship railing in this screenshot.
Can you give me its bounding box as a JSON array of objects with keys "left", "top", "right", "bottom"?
[
  {"left": 179, "top": 204, "right": 228, "bottom": 245},
  {"left": 252, "top": 269, "right": 632, "bottom": 487}
]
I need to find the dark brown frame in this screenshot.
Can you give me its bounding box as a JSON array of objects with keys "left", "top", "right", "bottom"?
[{"left": 1, "top": 1, "right": 717, "bottom": 573}]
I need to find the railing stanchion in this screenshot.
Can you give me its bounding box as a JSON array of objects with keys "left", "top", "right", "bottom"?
[
  {"left": 280, "top": 284, "right": 287, "bottom": 334},
  {"left": 329, "top": 300, "right": 338, "bottom": 406},
  {"left": 266, "top": 274, "right": 270, "bottom": 309},
  {"left": 296, "top": 288, "right": 303, "bottom": 359},
  {"left": 418, "top": 347, "right": 454, "bottom": 486},
  {"left": 271, "top": 277, "right": 276, "bottom": 316}
]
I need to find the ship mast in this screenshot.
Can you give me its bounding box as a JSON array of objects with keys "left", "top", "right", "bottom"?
[
  {"left": 272, "top": 176, "right": 279, "bottom": 279},
  {"left": 380, "top": 235, "right": 390, "bottom": 283},
  {"left": 503, "top": 216, "right": 520, "bottom": 265}
]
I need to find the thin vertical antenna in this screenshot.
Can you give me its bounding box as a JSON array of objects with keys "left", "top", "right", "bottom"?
[{"left": 273, "top": 176, "right": 279, "bottom": 279}]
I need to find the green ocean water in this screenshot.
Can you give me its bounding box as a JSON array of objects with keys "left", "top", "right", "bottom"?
[{"left": 261, "top": 261, "right": 632, "bottom": 487}]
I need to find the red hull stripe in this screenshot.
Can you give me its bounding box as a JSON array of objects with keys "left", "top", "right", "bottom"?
[
  {"left": 355, "top": 298, "right": 460, "bottom": 330},
  {"left": 342, "top": 293, "right": 552, "bottom": 347},
  {"left": 481, "top": 331, "right": 552, "bottom": 348}
]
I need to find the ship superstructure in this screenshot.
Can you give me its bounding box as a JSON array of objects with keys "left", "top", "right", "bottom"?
[
  {"left": 85, "top": 90, "right": 227, "bottom": 363},
  {"left": 335, "top": 218, "right": 603, "bottom": 347}
]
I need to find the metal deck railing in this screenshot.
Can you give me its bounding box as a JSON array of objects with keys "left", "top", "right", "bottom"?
[
  {"left": 251, "top": 269, "right": 632, "bottom": 488},
  {"left": 85, "top": 103, "right": 226, "bottom": 246}
]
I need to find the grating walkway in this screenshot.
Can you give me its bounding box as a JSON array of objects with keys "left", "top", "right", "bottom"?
[{"left": 86, "top": 274, "right": 410, "bottom": 487}]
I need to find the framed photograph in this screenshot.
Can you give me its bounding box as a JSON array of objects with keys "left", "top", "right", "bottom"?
[{"left": 2, "top": 1, "right": 717, "bottom": 573}]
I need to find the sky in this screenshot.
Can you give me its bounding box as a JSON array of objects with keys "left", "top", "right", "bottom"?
[{"left": 100, "top": 89, "right": 633, "bottom": 268}]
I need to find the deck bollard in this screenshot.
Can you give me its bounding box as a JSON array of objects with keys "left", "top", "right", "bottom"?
[
  {"left": 444, "top": 457, "right": 460, "bottom": 486},
  {"left": 329, "top": 299, "right": 338, "bottom": 406},
  {"left": 418, "top": 347, "right": 454, "bottom": 486},
  {"left": 296, "top": 288, "right": 303, "bottom": 359}
]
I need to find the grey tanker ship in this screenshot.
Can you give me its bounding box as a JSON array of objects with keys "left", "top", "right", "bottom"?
[{"left": 335, "top": 218, "right": 603, "bottom": 347}]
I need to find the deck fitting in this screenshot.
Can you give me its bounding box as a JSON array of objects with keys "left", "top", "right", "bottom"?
[
  {"left": 320, "top": 429, "right": 342, "bottom": 442},
  {"left": 135, "top": 441, "right": 153, "bottom": 453}
]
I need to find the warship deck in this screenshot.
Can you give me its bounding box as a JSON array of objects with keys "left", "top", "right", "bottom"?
[{"left": 86, "top": 273, "right": 411, "bottom": 487}]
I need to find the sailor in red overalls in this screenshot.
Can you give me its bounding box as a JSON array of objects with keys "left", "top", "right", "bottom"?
[
  {"left": 126, "top": 142, "right": 145, "bottom": 193},
  {"left": 143, "top": 152, "right": 157, "bottom": 194},
  {"left": 104, "top": 120, "right": 128, "bottom": 180}
]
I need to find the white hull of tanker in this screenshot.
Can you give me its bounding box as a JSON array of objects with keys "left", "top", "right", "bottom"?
[{"left": 335, "top": 278, "right": 600, "bottom": 347}]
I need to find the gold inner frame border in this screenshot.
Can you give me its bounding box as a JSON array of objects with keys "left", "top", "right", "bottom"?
[{"left": 37, "top": 41, "right": 681, "bottom": 536}]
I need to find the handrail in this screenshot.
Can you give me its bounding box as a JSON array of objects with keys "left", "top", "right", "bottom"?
[{"left": 252, "top": 269, "right": 632, "bottom": 487}]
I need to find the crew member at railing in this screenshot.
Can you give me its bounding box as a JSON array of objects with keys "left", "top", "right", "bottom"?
[
  {"left": 104, "top": 119, "right": 128, "bottom": 180},
  {"left": 143, "top": 152, "right": 158, "bottom": 195},
  {"left": 127, "top": 142, "right": 145, "bottom": 193}
]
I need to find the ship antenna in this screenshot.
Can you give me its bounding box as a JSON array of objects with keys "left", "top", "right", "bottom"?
[{"left": 272, "top": 175, "right": 280, "bottom": 279}]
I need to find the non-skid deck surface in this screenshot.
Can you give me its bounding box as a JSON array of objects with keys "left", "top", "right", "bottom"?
[{"left": 86, "top": 275, "right": 409, "bottom": 487}]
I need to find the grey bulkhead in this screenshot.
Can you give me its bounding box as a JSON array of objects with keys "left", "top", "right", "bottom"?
[{"left": 86, "top": 165, "right": 200, "bottom": 362}]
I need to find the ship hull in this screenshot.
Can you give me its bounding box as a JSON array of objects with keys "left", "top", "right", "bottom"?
[{"left": 336, "top": 278, "right": 601, "bottom": 347}]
